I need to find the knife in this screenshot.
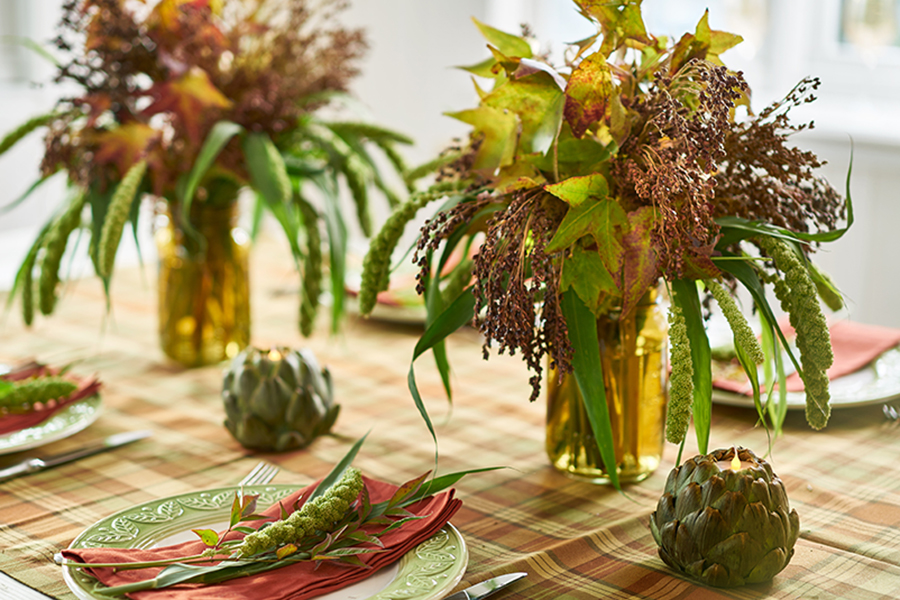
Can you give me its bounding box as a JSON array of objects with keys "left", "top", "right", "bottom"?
[
  {"left": 444, "top": 573, "right": 527, "bottom": 600},
  {"left": 0, "top": 430, "right": 152, "bottom": 483}
]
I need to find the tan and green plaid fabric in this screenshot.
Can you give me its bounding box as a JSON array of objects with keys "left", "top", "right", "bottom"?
[{"left": 1, "top": 240, "right": 899, "bottom": 599}]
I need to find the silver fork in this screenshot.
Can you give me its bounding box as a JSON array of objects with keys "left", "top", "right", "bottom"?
[{"left": 238, "top": 461, "right": 279, "bottom": 486}]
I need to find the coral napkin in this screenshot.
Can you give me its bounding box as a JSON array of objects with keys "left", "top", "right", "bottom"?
[
  {"left": 0, "top": 363, "right": 101, "bottom": 436},
  {"left": 61, "top": 476, "right": 462, "bottom": 600},
  {"left": 713, "top": 320, "right": 900, "bottom": 395}
]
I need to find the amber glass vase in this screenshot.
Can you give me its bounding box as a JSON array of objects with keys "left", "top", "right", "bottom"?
[
  {"left": 546, "top": 287, "right": 668, "bottom": 484},
  {"left": 156, "top": 196, "right": 251, "bottom": 367}
]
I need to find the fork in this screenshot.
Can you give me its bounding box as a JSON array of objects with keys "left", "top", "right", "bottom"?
[{"left": 238, "top": 461, "right": 279, "bottom": 486}]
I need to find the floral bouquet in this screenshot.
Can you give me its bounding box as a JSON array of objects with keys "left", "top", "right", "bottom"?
[
  {"left": 1, "top": 0, "right": 410, "bottom": 356},
  {"left": 357, "top": 0, "right": 851, "bottom": 486}
]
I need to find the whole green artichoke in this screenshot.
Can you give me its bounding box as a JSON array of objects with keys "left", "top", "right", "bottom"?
[
  {"left": 649, "top": 447, "right": 800, "bottom": 587},
  {"left": 223, "top": 346, "right": 339, "bottom": 452}
]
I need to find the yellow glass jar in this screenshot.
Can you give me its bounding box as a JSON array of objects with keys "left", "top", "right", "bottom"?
[
  {"left": 156, "top": 197, "right": 250, "bottom": 367},
  {"left": 546, "top": 287, "right": 668, "bottom": 484}
]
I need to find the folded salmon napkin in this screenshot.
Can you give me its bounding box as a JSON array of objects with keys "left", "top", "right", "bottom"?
[
  {"left": 713, "top": 320, "right": 900, "bottom": 395},
  {"left": 0, "top": 363, "right": 101, "bottom": 436},
  {"left": 61, "top": 476, "right": 462, "bottom": 600}
]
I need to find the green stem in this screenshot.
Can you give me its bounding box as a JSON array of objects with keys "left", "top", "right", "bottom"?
[{"left": 56, "top": 553, "right": 227, "bottom": 570}]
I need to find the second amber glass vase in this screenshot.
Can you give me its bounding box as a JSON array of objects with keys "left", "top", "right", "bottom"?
[
  {"left": 546, "top": 288, "right": 668, "bottom": 484},
  {"left": 156, "top": 196, "right": 250, "bottom": 367}
]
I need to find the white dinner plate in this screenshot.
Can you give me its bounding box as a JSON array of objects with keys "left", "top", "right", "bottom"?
[
  {"left": 0, "top": 395, "right": 102, "bottom": 455},
  {"left": 712, "top": 346, "right": 900, "bottom": 409},
  {"left": 63, "top": 484, "right": 467, "bottom": 600}
]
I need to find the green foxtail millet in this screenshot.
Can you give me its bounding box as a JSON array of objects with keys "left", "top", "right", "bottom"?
[
  {"left": 358, "top": 180, "right": 472, "bottom": 315},
  {"left": 758, "top": 236, "right": 832, "bottom": 429},
  {"left": 665, "top": 301, "right": 694, "bottom": 444},
  {"left": 97, "top": 159, "right": 147, "bottom": 278},
  {"left": 296, "top": 196, "right": 322, "bottom": 337},
  {"left": 706, "top": 279, "right": 765, "bottom": 366},
  {"left": 0, "top": 377, "right": 78, "bottom": 413},
  {"left": 236, "top": 466, "right": 364, "bottom": 558},
  {"left": 39, "top": 193, "right": 86, "bottom": 315}
]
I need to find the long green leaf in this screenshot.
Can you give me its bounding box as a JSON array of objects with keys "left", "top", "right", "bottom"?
[
  {"left": 325, "top": 121, "right": 413, "bottom": 146},
  {"left": 560, "top": 288, "right": 619, "bottom": 490},
  {"left": 670, "top": 279, "right": 712, "bottom": 454},
  {"left": 759, "top": 310, "right": 788, "bottom": 436},
  {"left": 1, "top": 174, "right": 55, "bottom": 214},
  {"left": 312, "top": 173, "right": 347, "bottom": 332},
  {"left": 424, "top": 269, "right": 453, "bottom": 402},
  {"left": 181, "top": 121, "right": 244, "bottom": 240},
  {"left": 243, "top": 132, "right": 303, "bottom": 264},
  {"left": 408, "top": 289, "right": 476, "bottom": 462},
  {"left": 309, "top": 433, "right": 369, "bottom": 502},
  {"left": 414, "top": 467, "right": 503, "bottom": 501}
]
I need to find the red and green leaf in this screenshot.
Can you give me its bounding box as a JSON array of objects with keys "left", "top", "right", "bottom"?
[
  {"left": 564, "top": 52, "right": 613, "bottom": 138},
  {"left": 575, "top": 0, "right": 650, "bottom": 56},
  {"left": 143, "top": 67, "right": 232, "bottom": 144},
  {"left": 482, "top": 73, "right": 564, "bottom": 154},
  {"left": 192, "top": 528, "right": 219, "bottom": 547},
  {"left": 276, "top": 544, "right": 298, "bottom": 560},
  {"left": 387, "top": 471, "right": 430, "bottom": 509},
  {"left": 91, "top": 123, "right": 158, "bottom": 177},
  {"left": 620, "top": 206, "right": 659, "bottom": 316}
]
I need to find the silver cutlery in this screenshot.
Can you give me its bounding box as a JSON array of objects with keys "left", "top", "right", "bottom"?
[
  {"left": 883, "top": 404, "right": 898, "bottom": 421},
  {"left": 0, "top": 430, "right": 152, "bottom": 483},
  {"left": 238, "top": 461, "right": 279, "bottom": 486},
  {"left": 443, "top": 573, "right": 527, "bottom": 600}
]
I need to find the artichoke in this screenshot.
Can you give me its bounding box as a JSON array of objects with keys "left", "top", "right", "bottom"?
[
  {"left": 649, "top": 447, "right": 800, "bottom": 587},
  {"left": 223, "top": 346, "right": 339, "bottom": 452}
]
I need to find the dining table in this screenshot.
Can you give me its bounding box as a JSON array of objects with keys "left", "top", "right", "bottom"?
[{"left": 1, "top": 237, "right": 899, "bottom": 600}]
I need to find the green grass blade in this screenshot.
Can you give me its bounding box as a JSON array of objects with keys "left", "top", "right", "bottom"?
[
  {"left": 670, "top": 279, "right": 712, "bottom": 454},
  {"left": 408, "top": 289, "right": 476, "bottom": 462},
  {"left": 309, "top": 433, "right": 369, "bottom": 502},
  {"left": 181, "top": 121, "right": 244, "bottom": 241},
  {"left": 1, "top": 174, "right": 55, "bottom": 214},
  {"left": 312, "top": 173, "right": 347, "bottom": 332},
  {"left": 243, "top": 132, "right": 302, "bottom": 264},
  {"left": 560, "top": 288, "right": 619, "bottom": 490}
]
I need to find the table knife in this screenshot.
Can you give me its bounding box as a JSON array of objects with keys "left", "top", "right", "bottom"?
[
  {"left": 0, "top": 430, "right": 152, "bottom": 483},
  {"left": 443, "top": 573, "right": 527, "bottom": 600}
]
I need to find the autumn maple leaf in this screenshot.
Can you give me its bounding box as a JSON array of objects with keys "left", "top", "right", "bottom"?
[
  {"left": 143, "top": 67, "right": 232, "bottom": 144},
  {"left": 91, "top": 122, "right": 160, "bottom": 177}
]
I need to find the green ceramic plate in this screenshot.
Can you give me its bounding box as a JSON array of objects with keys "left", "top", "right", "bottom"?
[
  {"left": 0, "top": 395, "right": 102, "bottom": 455},
  {"left": 63, "top": 484, "right": 467, "bottom": 600}
]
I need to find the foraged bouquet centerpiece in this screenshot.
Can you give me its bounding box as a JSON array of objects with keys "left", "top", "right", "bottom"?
[
  {"left": 358, "top": 0, "right": 851, "bottom": 486},
  {"left": 1, "top": 0, "right": 410, "bottom": 366}
]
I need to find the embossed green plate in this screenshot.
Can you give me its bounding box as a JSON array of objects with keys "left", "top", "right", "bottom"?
[
  {"left": 63, "top": 484, "right": 467, "bottom": 600},
  {"left": 0, "top": 395, "right": 102, "bottom": 455}
]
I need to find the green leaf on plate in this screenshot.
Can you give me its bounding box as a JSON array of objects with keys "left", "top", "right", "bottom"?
[{"left": 192, "top": 529, "right": 219, "bottom": 548}]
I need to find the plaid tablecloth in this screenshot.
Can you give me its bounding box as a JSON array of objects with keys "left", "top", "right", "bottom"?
[{"left": 1, "top": 240, "right": 899, "bottom": 599}]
